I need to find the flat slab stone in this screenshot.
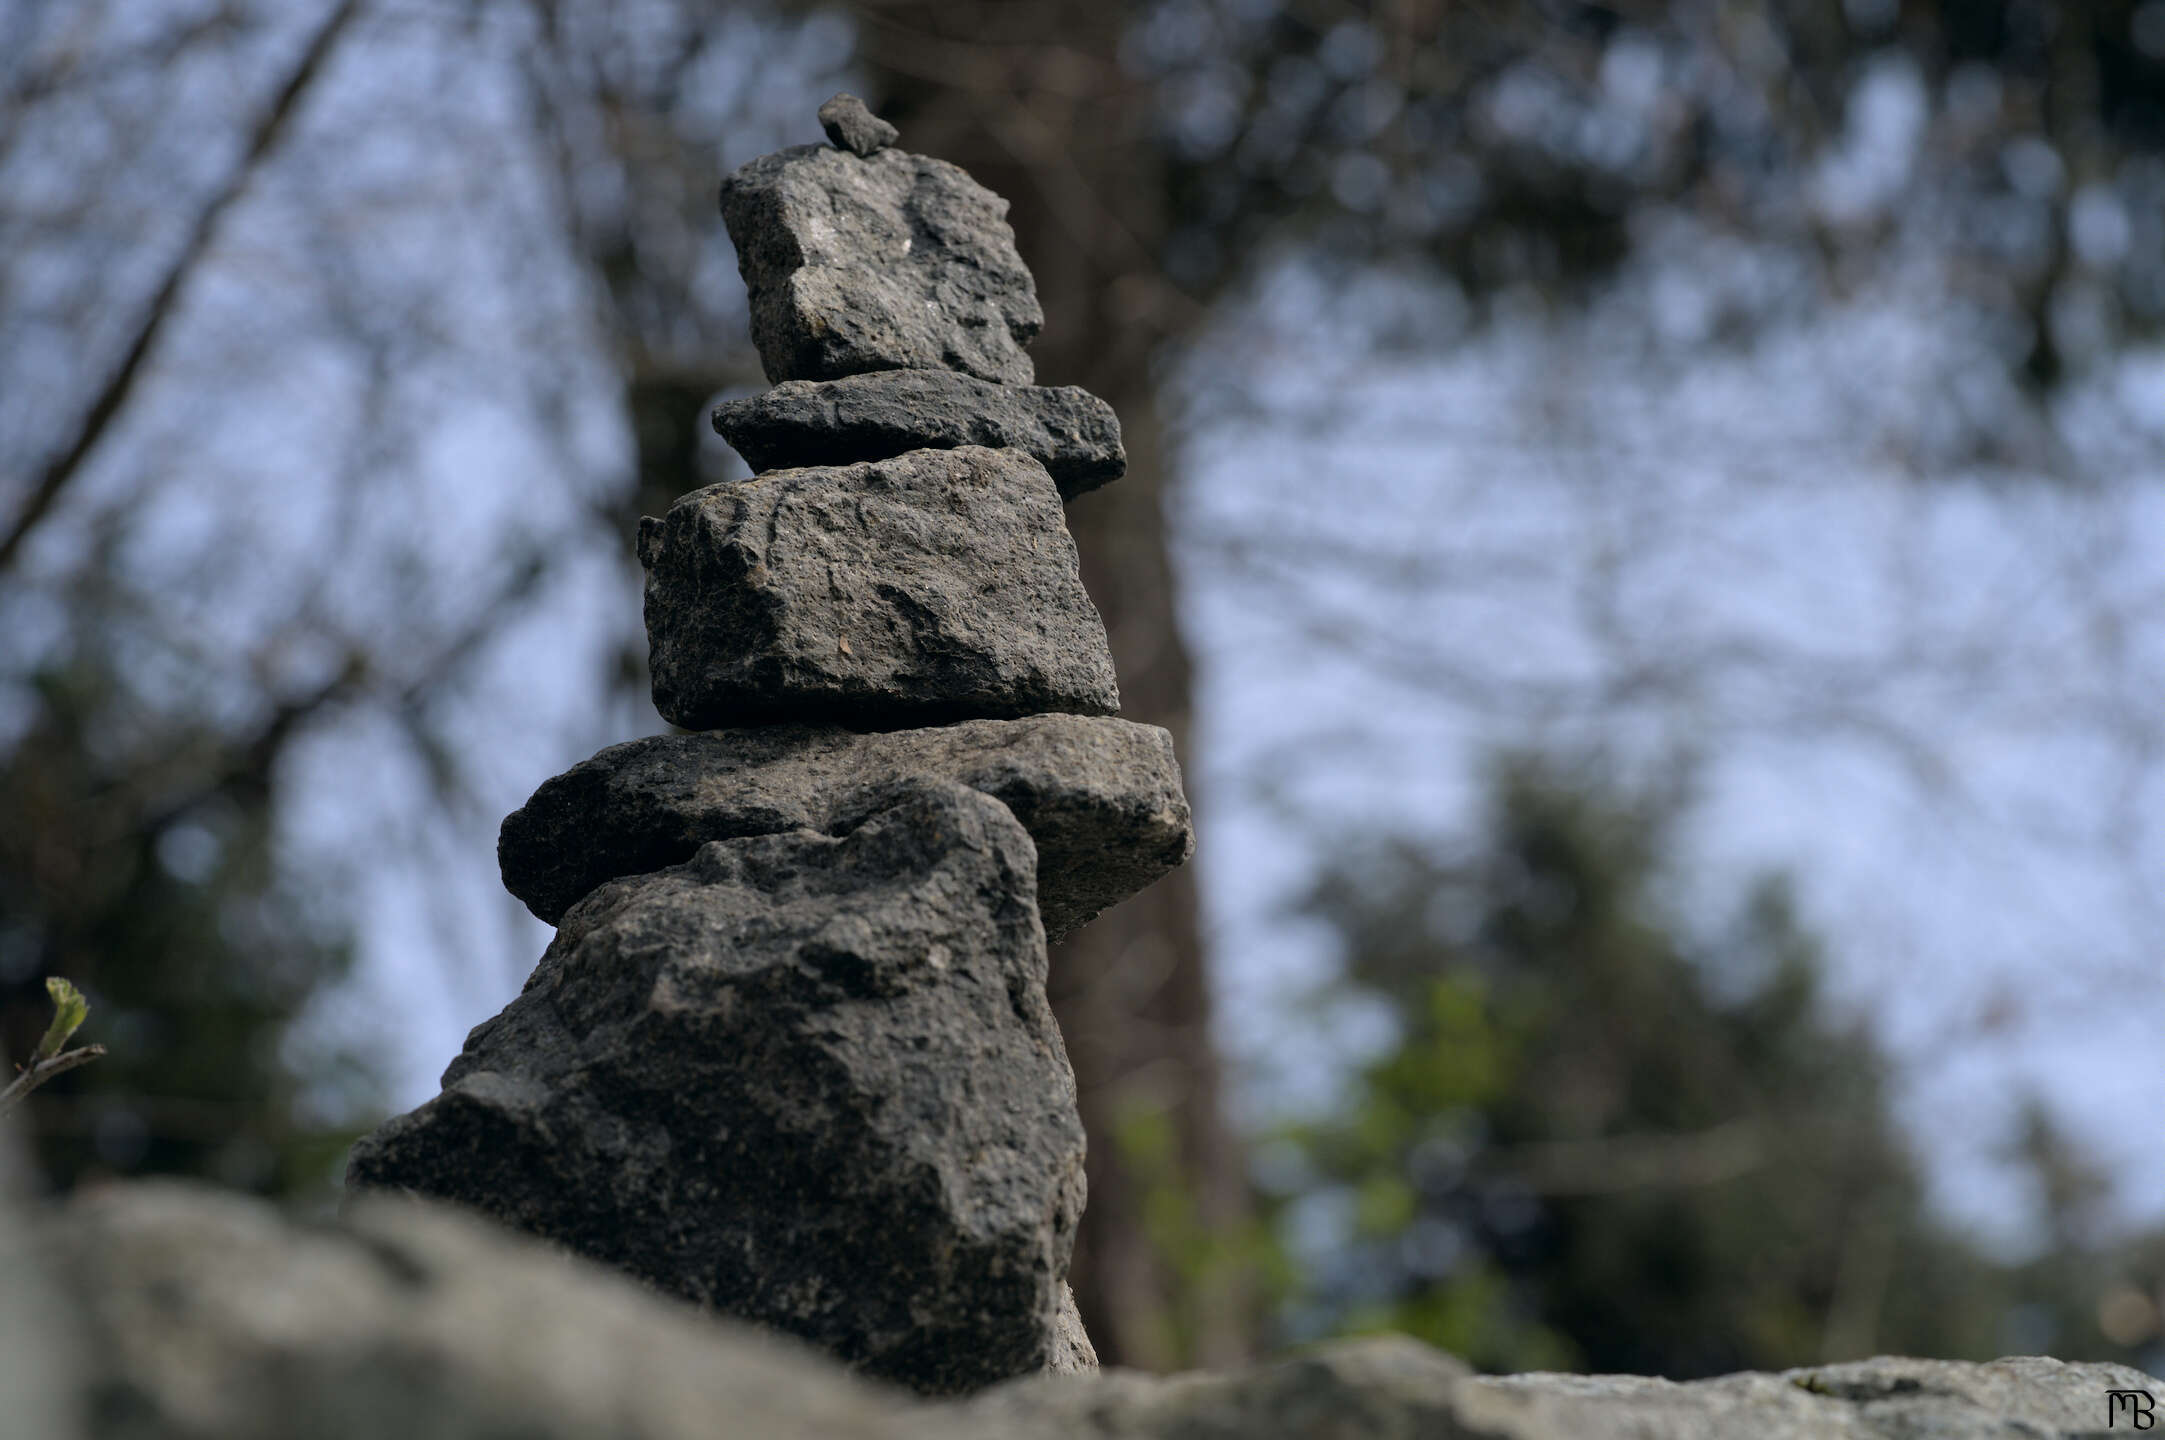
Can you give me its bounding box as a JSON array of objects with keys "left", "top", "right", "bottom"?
[
  {"left": 350, "top": 782, "right": 1088, "bottom": 1398},
  {"left": 640, "top": 446, "right": 1119, "bottom": 730},
  {"left": 713, "top": 371, "right": 1124, "bottom": 501},
  {"left": 499, "top": 714, "right": 1192, "bottom": 940},
  {"left": 721, "top": 144, "right": 1040, "bottom": 385}
]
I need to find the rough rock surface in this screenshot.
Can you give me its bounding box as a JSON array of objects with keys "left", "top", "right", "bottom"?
[
  {"left": 498, "top": 714, "right": 1191, "bottom": 940},
  {"left": 720, "top": 144, "right": 1040, "bottom": 384},
  {"left": 962, "top": 1337, "right": 2165, "bottom": 1438},
  {"left": 50, "top": 1181, "right": 917, "bottom": 1440},
  {"left": 641, "top": 446, "right": 1119, "bottom": 730},
  {"left": 349, "top": 781, "right": 1088, "bottom": 1397},
  {"left": 713, "top": 370, "right": 1125, "bottom": 500},
  {"left": 1048, "top": 1289, "right": 1099, "bottom": 1375},
  {"left": 961, "top": 1335, "right": 1475, "bottom": 1439},
  {"left": 34, "top": 1184, "right": 2165, "bottom": 1440},
  {"left": 1450, "top": 1356, "right": 2165, "bottom": 1437},
  {"left": 818, "top": 92, "right": 897, "bottom": 157}
]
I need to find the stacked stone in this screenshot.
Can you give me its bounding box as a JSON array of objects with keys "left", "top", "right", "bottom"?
[{"left": 345, "top": 96, "right": 1193, "bottom": 1399}]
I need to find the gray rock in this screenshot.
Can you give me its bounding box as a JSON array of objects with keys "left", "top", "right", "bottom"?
[
  {"left": 1047, "top": 1287, "right": 1099, "bottom": 1375},
  {"left": 963, "top": 1337, "right": 2165, "bottom": 1440},
  {"left": 641, "top": 446, "right": 1119, "bottom": 730},
  {"left": 1, "top": 1118, "right": 84, "bottom": 1440},
  {"left": 712, "top": 371, "right": 1125, "bottom": 501},
  {"left": 959, "top": 1335, "right": 1472, "bottom": 1439},
  {"left": 497, "top": 714, "right": 1191, "bottom": 941},
  {"left": 350, "top": 781, "right": 1089, "bottom": 1398},
  {"left": 27, "top": 1187, "right": 2165, "bottom": 1440},
  {"left": 50, "top": 1180, "right": 920, "bottom": 1440},
  {"left": 1445, "top": 1353, "right": 2165, "bottom": 1439},
  {"left": 721, "top": 144, "right": 1040, "bottom": 385},
  {"left": 819, "top": 92, "right": 899, "bottom": 157}
]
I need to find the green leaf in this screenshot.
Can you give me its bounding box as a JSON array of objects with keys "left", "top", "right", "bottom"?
[{"left": 34, "top": 976, "right": 89, "bottom": 1061}]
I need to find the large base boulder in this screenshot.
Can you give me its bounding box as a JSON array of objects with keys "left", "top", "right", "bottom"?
[
  {"left": 496, "top": 714, "right": 1192, "bottom": 939},
  {"left": 640, "top": 447, "right": 1119, "bottom": 730},
  {"left": 349, "top": 782, "right": 1088, "bottom": 1396}
]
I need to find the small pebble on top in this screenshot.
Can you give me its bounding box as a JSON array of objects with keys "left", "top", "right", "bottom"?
[{"left": 818, "top": 92, "right": 899, "bottom": 157}]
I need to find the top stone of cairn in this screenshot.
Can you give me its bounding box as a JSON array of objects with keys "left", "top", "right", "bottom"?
[
  {"left": 817, "top": 92, "right": 898, "bottom": 157},
  {"left": 721, "top": 96, "right": 1041, "bottom": 386}
]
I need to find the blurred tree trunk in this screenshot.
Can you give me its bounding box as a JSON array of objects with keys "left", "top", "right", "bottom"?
[{"left": 849, "top": 2, "right": 1250, "bottom": 1369}]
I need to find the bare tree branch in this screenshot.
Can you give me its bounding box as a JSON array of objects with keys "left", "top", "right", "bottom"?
[
  {"left": 0, "top": 1045, "right": 107, "bottom": 1119},
  {"left": 0, "top": 5, "right": 249, "bottom": 167},
  {"left": 0, "top": 978, "right": 105, "bottom": 1119},
  {"left": 1483, "top": 1119, "right": 1767, "bottom": 1196},
  {"left": 0, "top": 0, "right": 364, "bottom": 573}
]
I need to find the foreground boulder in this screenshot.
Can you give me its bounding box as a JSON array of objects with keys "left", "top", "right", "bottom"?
[
  {"left": 640, "top": 446, "right": 1120, "bottom": 730},
  {"left": 497, "top": 713, "right": 1192, "bottom": 938},
  {"left": 964, "top": 1338, "right": 2165, "bottom": 1439},
  {"left": 1, "top": 1118, "right": 82, "bottom": 1440},
  {"left": 712, "top": 370, "right": 1125, "bottom": 500},
  {"left": 51, "top": 1181, "right": 914, "bottom": 1440},
  {"left": 31, "top": 1176, "right": 2165, "bottom": 1440},
  {"left": 721, "top": 142, "right": 1040, "bottom": 384},
  {"left": 352, "top": 782, "right": 1088, "bottom": 1396}
]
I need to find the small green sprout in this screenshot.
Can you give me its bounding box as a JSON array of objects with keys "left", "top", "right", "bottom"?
[
  {"left": 34, "top": 977, "right": 89, "bottom": 1061},
  {"left": 0, "top": 976, "right": 107, "bottom": 1118}
]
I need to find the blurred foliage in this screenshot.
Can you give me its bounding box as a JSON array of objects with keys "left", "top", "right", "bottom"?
[
  {"left": 1136, "top": 0, "right": 2165, "bottom": 402},
  {"left": 0, "top": 0, "right": 557, "bottom": 1200},
  {"left": 0, "top": 651, "right": 380, "bottom": 1198},
  {"left": 1112, "top": 1096, "right": 1300, "bottom": 1363},
  {"left": 1253, "top": 755, "right": 2165, "bottom": 1374}
]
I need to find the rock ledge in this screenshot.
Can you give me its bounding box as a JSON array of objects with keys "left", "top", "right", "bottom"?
[{"left": 32, "top": 1175, "right": 2163, "bottom": 1440}]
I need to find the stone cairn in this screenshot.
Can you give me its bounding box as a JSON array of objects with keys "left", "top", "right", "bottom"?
[{"left": 346, "top": 95, "right": 1193, "bottom": 1398}]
